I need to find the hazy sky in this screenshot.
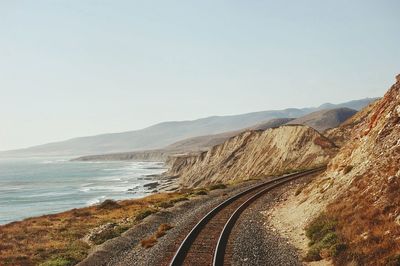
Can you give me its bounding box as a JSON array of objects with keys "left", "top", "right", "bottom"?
[{"left": 1, "top": 0, "right": 399, "bottom": 151}]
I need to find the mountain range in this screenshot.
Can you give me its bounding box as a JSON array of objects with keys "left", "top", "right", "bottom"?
[{"left": 1, "top": 98, "right": 377, "bottom": 157}]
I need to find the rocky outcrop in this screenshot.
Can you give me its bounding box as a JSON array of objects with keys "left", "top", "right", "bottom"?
[
  {"left": 324, "top": 100, "right": 379, "bottom": 147},
  {"left": 269, "top": 75, "right": 400, "bottom": 265},
  {"left": 167, "top": 125, "right": 338, "bottom": 187}
]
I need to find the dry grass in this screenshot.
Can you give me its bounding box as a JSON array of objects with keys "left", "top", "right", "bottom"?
[
  {"left": 326, "top": 171, "right": 400, "bottom": 265},
  {"left": 0, "top": 192, "right": 183, "bottom": 266},
  {"left": 140, "top": 223, "right": 174, "bottom": 249},
  {"left": 140, "top": 236, "right": 158, "bottom": 249}
]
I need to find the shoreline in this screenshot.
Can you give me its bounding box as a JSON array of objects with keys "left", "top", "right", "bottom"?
[
  {"left": 0, "top": 158, "right": 174, "bottom": 226},
  {"left": 0, "top": 171, "right": 180, "bottom": 227}
]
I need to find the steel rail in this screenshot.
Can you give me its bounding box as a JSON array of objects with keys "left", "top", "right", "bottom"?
[
  {"left": 213, "top": 167, "right": 324, "bottom": 266},
  {"left": 169, "top": 167, "right": 325, "bottom": 266}
]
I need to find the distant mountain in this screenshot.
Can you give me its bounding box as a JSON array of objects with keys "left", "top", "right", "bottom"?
[
  {"left": 1, "top": 98, "right": 378, "bottom": 157},
  {"left": 164, "top": 118, "right": 295, "bottom": 152},
  {"left": 74, "top": 108, "right": 357, "bottom": 162},
  {"left": 286, "top": 107, "right": 357, "bottom": 132},
  {"left": 73, "top": 118, "right": 295, "bottom": 162},
  {"left": 316, "top": 98, "right": 376, "bottom": 111}
]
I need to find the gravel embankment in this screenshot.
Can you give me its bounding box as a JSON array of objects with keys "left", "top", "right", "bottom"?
[
  {"left": 78, "top": 180, "right": 260, "bottom": 266},
  {"left": 229, "top": 172, "right": 319, "bottom": 266},
  {"left": 79, "top": 173, "right": 317, "bottom": 266}
]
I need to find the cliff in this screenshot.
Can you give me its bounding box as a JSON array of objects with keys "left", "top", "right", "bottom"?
[
  {"left": 270, "top": 74, "right": 400, "bottom": 265},
  {"left": 167, "top": 125, "right": 338, "bottom": 187}
]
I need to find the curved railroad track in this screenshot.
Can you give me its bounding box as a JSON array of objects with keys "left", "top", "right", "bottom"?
[{"left": 169, "top": 167, "right": 325, "bottom": 266}]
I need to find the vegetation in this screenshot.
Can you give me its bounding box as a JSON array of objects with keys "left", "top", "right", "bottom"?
[
  {"left": 141, "top": 223, "right": 174, "bottom": 249},
  {"left": 209, "top": 183, "right": 227, "bottom": 190},
  {"left": 97, "top": 199, "right": 120, "bottom": 210},
  {"left": 135, "top": 208, "right": 158, "bottom": 221},
  {"left": 0, "top": 192, "right": 183, "bottom": 265},
  {"left": 305, "top": 213, "right": 347, "bottom": 261}
]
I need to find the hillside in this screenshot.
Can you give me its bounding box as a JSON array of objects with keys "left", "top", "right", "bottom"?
[
  {"left": 269, "top": 74, "right": 400, "bottom": 265},
  {"left": 166, "top": 125, "right": 338, "bottom": 187},
  {"left": 2, "top": 99, "right": 376, "bottom": 157},
  {"left": 287, "top": 108, "right": 357, "bottom": 132},
  {"left": 74, "top": 106, "right": 358, "bottom": 162},
  {"left": 73, "top": 118, "right": 293, "bottom": 162}
]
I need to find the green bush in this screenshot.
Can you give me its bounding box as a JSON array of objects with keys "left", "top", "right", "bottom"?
[
  {"left": 305, "top": 246, "right": 322, "bottom": 261},
  {"left": 39, "top": 257, "right": 73, "bottom": 266},
  {"left": 305, "top": 213, "right": 346, "bottom": 261}
]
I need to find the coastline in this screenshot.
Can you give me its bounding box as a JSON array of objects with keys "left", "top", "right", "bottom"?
[
  {"left": 0, "top": 157, "right": 174, "bottom": 226},
  {"left": 0, "top": 171, "right": 183, "bottom": 266}
]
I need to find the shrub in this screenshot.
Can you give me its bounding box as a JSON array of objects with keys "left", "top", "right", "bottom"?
[
  {"left": 191, "top": 189, "right": 208, "bottom": 196},
  {"left": 305, "top": 245, "right": 322, "bottom": 261},
  {"left": 330, "top": 243, "right": 347, "bottom": 257},
  {"left": 135, "top": 208, "right": 157, "bottom": 221},
  {"left": 39, "top": 257, "right": 73, "bottom": 266},
  {"left": 97, "top": 199, "right": 120, "bottom": 210},
  {"left": 141, "top": 223, "right": 174, "bottom": 248},
  {"left": 169, "top": 196, "right": 189, "bottom": 204},
  {"left": 115, "top": 224, "right": 131, "bottom": 235},
  {"left": 141, "top": 236, "right": 157, "bottom": 248},
  {"left": 91, "top": 228, "right": 119, "bottom": 245},
  {"left": 305, "top": 213, "right": 346, "bottom": 261},
  {"left": 155, "top": 201, "right": 174, "bottom": 209},
  {"left": 209, "top": 184, "right": 227, "bottom": 190}
]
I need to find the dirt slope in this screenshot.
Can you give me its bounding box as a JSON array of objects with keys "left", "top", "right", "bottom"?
[{"left": 167, "top": 125, "right": 337, "bottom": 187}]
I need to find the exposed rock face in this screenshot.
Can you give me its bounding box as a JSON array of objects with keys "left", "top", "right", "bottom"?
[
  {"left": 167, "top": 125, "right": 337, "bottom": 187},
  {"left": 269, "top": 75, "right": 400, "bottom": 265}
]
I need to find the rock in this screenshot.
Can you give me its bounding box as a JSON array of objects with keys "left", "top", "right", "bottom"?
[{"left": 143, "top": 182, "right": 159, "bottom": 189}]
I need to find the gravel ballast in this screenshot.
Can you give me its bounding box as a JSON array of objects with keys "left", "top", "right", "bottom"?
[{"left": 79, "top": 173, "right": 318, "bottom": 266}]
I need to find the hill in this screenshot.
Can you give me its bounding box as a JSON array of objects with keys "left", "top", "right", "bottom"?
[
  {"left": 166, "top": 125, "right": 338, "bottom": 187},
  {"left": 2, "top": 98, "right": 377, "bottom": 157},
  {"left": 286, "top": 107, "right": 357, "bottom": 132}
]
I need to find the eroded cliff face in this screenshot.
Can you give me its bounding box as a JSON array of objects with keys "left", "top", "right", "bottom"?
[
  {"left": 167, "top": 125, "right": 337, "bottom": 187},
  {"left": 269, "top": 75, "right": 400, "bottom": 265}
]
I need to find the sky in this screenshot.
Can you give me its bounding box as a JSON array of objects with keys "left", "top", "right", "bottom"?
[{"left": 0, "top": 0, "right": 399, "bottom": 151}]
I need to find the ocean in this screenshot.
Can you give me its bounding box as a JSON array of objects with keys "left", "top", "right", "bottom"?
[{"left": 0, "top": 157, "right": 167, "bottom": 225}]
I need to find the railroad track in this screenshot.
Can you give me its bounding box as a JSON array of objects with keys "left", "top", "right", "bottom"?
[{"left": 169, "top": 167, "right": 325, "bottom": 266}]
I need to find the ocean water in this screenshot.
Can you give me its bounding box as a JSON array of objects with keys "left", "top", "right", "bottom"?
[{"left": 0, "top": 157, "right": 167, "bottom": 225}]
